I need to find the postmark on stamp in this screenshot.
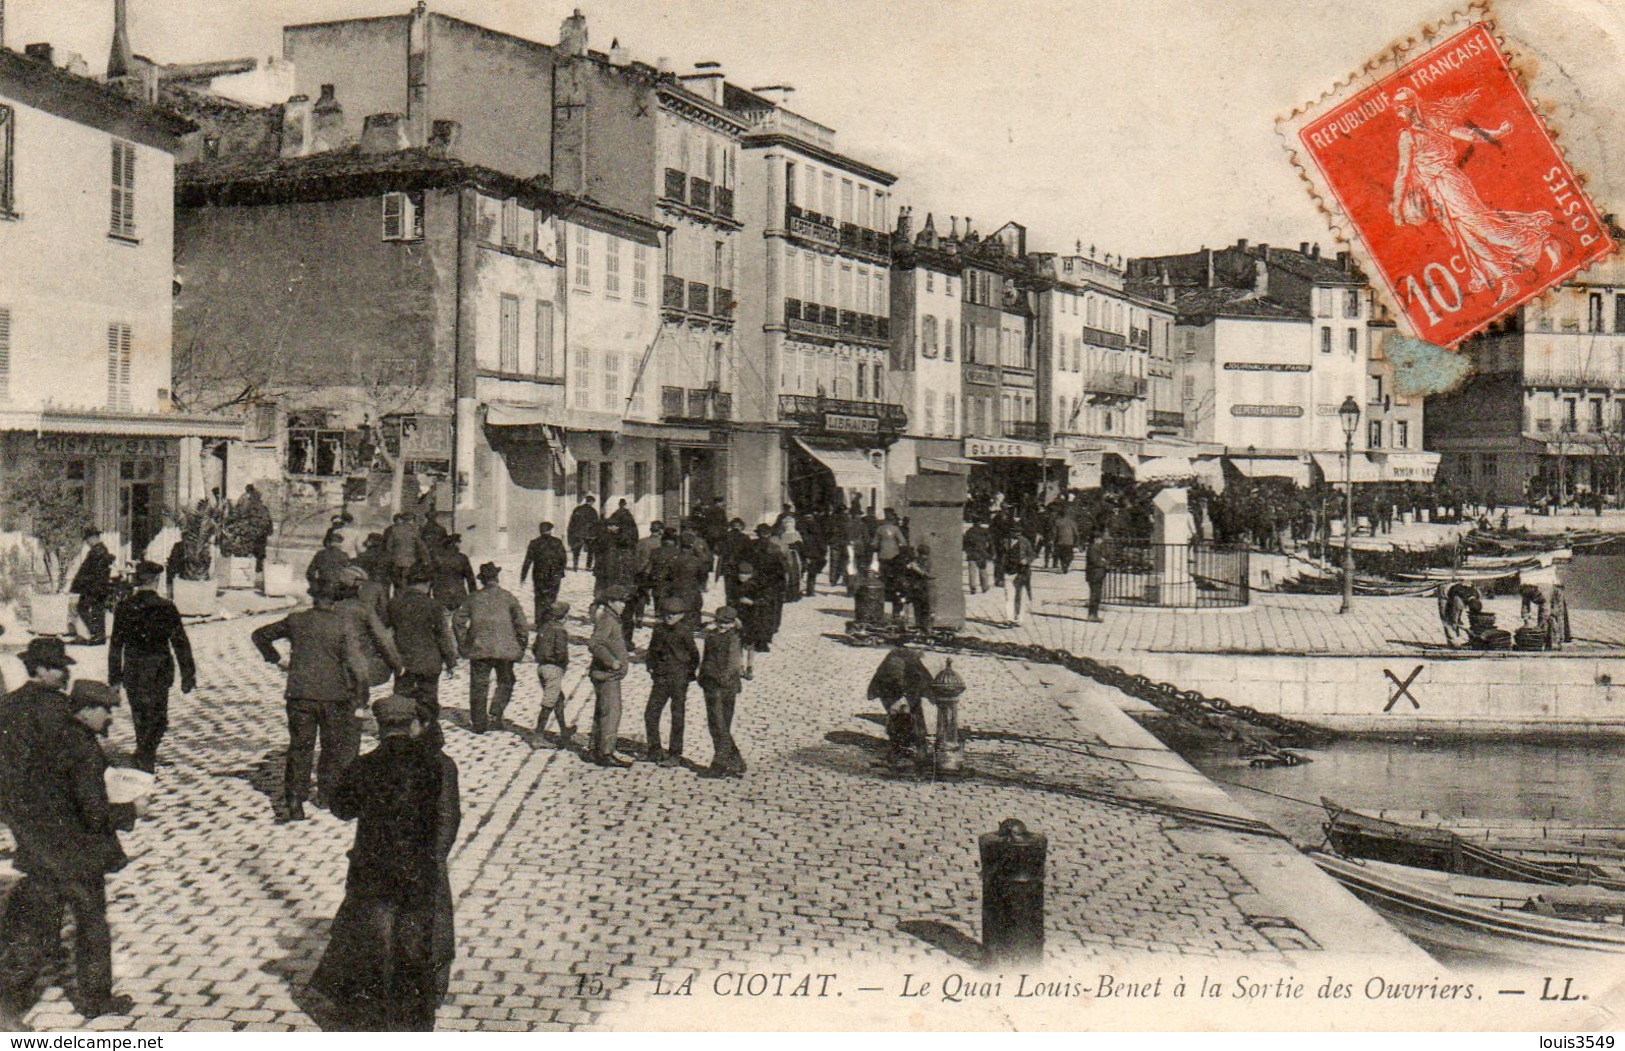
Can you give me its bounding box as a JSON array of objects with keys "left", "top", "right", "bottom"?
[{"left": 1282, "top": 11, "right": 1613, "bottom": 348}]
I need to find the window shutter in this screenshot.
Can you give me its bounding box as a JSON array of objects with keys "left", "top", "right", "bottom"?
[
  {"left": 0, "top": 105, "right": 14, "bottom": 213},
  {"left": 410, "top": 192, "right": 424, "bottom": 240},
  {"left": 109, "top": 142, "right": 136, "bottom": 238},
  {"left": 536, "top": 301, "right": 556, "bottom": 377},
  {"left": 107, "top": 324, "right": 121, "bottom": 407},
  {"left": 119, "top": 325, "right": 132, "bottom": 410},
  {"left": 0, "top": 307, "right": 10, "bottom": 401},
  {"left": 382, "top": 192, "right": 405, "bottom": 240}
]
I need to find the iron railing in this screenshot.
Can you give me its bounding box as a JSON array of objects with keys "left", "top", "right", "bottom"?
[
  {"left": 778, "top": 394, "right": 907, "bottom": 431},
  {"left": 689, "top": 177, "right": 713, "bottom": 213},
  {"left": 661, "top": 386, "right": 733, "bottom": 422},
  {"left": 1001, "top": 420, "right": 1050, "bottom": 442},
  {"left": 662, "top": 274, "right": 685, "bottom": 311},
  {"left": 1098, "top": 542, "right": 1250, "bottom": 609},
  {"left": 662, "top": 168, "right": 687, "bottom": 203}
]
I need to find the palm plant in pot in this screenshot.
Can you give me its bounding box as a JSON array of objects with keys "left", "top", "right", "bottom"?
[
  {"left": 170, "top": 503, "right": 221, "bottom": 616},
  {"left": 0, "top": 464, "right": 91, "bottom": 634}
]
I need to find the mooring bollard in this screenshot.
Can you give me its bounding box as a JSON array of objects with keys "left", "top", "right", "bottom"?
[
  {"left": 854, "top": 570, "right": 886, "bottom": 626},
  {"left": 979, "top": 818, "right": 1046, "bottom": 966}
]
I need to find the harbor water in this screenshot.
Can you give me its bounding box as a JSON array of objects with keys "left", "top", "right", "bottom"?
[{"left": 1180, "top": 734, "right": 1625, "bottom": 847}]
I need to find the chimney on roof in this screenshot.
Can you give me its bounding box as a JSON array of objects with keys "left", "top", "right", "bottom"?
[
  {"left": 1236, "top": 238, "right": 1248, "bottom": 252},
  {"left": 1258, "top": 243, "right": 1269, "bottom": 256},
  {"left": 896, "top": 205, "right": 912, "bottom": 241},
  {"left": 1254, "top": 257, "right": 1269, "bottom": 297},
  {"left": 1337, "top": 249, "right": 1351, "bottom": 270},
  {"left": 429, "top": 119, "right": 461, "bottom": 156},
  {"left": 311, "top": 83, "right": 343, "bottom": 152},
  {"left": 360, "top": 112, "right": 410, "bottom": 154},
  {"left": 24, "top": 43, "right": 54, "bottom": 65},
  {"left": 608, "top": 38, "right": 629, "bottom": 67},
  {"left": 948, "top": 216, "right": 958, "bottom": 239},
  {"left": 680, "top": 60, "right": 725, "bottom": 104},
  {"left": 63, "top": 52, "right": 89, "bottom": 77},
  {"left": 1299, "top": 241, "right": 1310, "bottom": 255},
  {"left": 107, "top": 0, "right": 132, "bottom": 79},
  {"left": 279, "top": 94, "right": 313, "bottom": 157},
  {"left": 920, "top": 212, "right": 938, "bottom": 249},
  {"left": 559, "top": 9, "right": 587, "bottom": 58},
  {"left": 751, "top": 85, "right": 795, "bottom": 105},
  {"left": 1312, "top": 243, "right": 1321, "bottom": 258}
]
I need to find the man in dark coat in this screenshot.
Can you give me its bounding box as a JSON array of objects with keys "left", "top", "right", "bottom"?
[
  {"left": 70, "top": 527, "right": 116, "bottom": 645},
  {"left": 1084, "top": 527, "right": 1112, "bottom": 623},
  {"left": 798, "top": 510, "right": 827, "bottom": 596},
  {"left": 662, "top": 534, "right": 707, "bottom": 634},
  {"left": 383, "top": 513, "right": 432, "bottom": 594},
  {"left": 307, "top": 531, "right": 352, "bottom": 594},
  {"left": 746, "top": 525, "right": 787, "bottom": 635},
  {"left": 587, "top": 585, "right": 632, "bottom": 768},
  {"left": 867, "top": 644, "right": 933, "bottom": 770},
  {"left": 251, "top": 584, "right": 372, "bottom": 820},
  {"left": 697, "top": 497, "right": 730, "bottom": 575},
  {"left": 698, "top": 605, "right": 745, "bottom": 778},
  {"left": 643, "top": 596, "right": 699, "bottom": 766},
  {"left": 310, "top": 695, "right": 460, "bottom": 1032},
  {"left": 430, "top": 534, "right": 476, "bottom": 612},
  {"left": 532, "top": 601, "right": 573, "bottom": 743},
  {"left": 387, "top": 565, "right": 459, "bottom": 729},
  {"left": 452, "top": 564, "right": 528, "bottom": 734},
  {"left": 567, "top": 495, "right": 600, "bottom": 571},
  {"left": 519, "top": 521, "right": 568, "bottom": 623},
  {"left": 607, "top": 498, "right": 638, "bottom": 540},
  {"left": 0, "top": 643, "right": 133, "bottom": 1022},
  {"left": 107, "top": 560, "right": 196, "bottom": 772},
  {"left": 628, "top": 522, "right": 668, "bottom": 641},
  {"left": 714, "top": 519, "right": 752, "bottom": 606}
]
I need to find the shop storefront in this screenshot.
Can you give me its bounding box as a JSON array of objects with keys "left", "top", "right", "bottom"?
[
  {"left": 779, "top": 395, "right": 906, "bottom": 514},
  {"left": 0, "top": 410, "right": 244, "bottom": 561},
  {"left": 963, "top": 436, "right": 1067, "bottom": 511}
]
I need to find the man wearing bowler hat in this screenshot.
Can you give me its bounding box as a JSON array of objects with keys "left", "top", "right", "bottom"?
[
  {"left": 107, "top": 560, "right": 196, "bottom": 772},
  {"left": 0, "top": 643, "right": 135, "bottom": 1021},
  {"left": 453, "top": 563, "right": 527, "bottom": 734}
]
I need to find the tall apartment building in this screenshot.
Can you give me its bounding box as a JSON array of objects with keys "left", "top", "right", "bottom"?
[
  {"left": 725, "top": 83, "right": 899, "bottom": 521},
  {"left": 0, "top": 44, "right": 238, "bottom": 559},
  {"left": 1426, "top": 253, "right": 1625, "bottom": 504}
]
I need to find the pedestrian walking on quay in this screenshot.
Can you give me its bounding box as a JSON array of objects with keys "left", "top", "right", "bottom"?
[
  {"left": 568, "top": 495, "right": 600, "bottom": 571},
  {"left": 430, "top": 534, "right": 476, "bottom": 612},
  {"left": 532, "top": 601, "right": 574, "bottom": 744},
  {"left": 0, "top": 646, "right": 137, "bottom": 1023},
  {"left": 697, "top": 496, "right": 730, "bottom": 576},
  {"left": 586, "top": 585, "right": 633, "bottom": 767},
  {"left": 1000, "top": 533, "right": 1035, "bottom": 626},
  {"left": 746, "top": 526, "right": 788, "bottom": 638},
  {"left": 1084, "top": 527, "right": 1112, "bottom": 623},
  {"left": 307, "top": 530, "right": 352, "bottom": 595},
  {"left": 963, "top": 517, "right": 993, "bottom": 594},
  {"left": 716, "top": 518, "right": 751, "bottom": 605},
  {"left": 608, "top": 498, "right": 638, "bottom": 540},
  {"left": 310, "top": 695, "right": 460, "bottom": 1032},
  {"left": 106, "top": 559, "right": 195, "bottom": 772},
  {"left": 334, "top": 567, "right": 405, "bottom": 694},
  {"left": 667, "top": 531, "right": 709, "bottom": 633},
  {"left": 699, "top": 606, "right": 746, "bottom": 778},
  {"left": 252, "top": 583, "right": 372, "bottom": 821},
  {"left": 632, "top": 523, "right": 671, "bottom": 639},
  {"left": 906, "top": 543, "right": 935, "bottom": 631},
  {"left": 731, "top": 562, "right": 775, "bottom": 679},
  {"left": 519, "top": 520, "right": 568, "bottom": 623},
  {"left": 1052, "top": 511, "right": 1079, "bottom": 573},
  {"left": 383, "top": 512, "right": 432, "bottom": 595},
  {"left": 453, "top": 563, "right": 528, "bottom": 734},
  {"left": 644, "top": 596, "right": 699, "bottom": 766},
  {"left": 774, "top": 515, "right": 804, "bottom": 603},
  {"left": 387, "top": 565, "right": 459, "bottom": 730},
  {"left": 69, "top": 527, "right": 115, "bottom": 645}
]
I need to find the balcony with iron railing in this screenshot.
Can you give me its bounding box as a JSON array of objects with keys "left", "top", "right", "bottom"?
[
  {"left": 1084, "top": 371, "right": 1148, "bottom": 398},
  {"left": 1128, "top": 326, "right": 1151, "bottom": 350},
  {"left": 714, "top": 287, "right": 733, "bottom": 319},
  {"left": 689, "top": 177, "right": 713, "bottom": 214},
  {"left": 714, "top": 186, "right": 734, "bottom": 219},
  {"left": 1001, "top": 420, "right": 1050, "bottom": 442},
  {"left": 662, "top": 168, "right": 687, "bottom": 204},
  {"left": 785, "top": 204, "right": 839, "bottom": 246},
  {"left": 1148, "top": 408, "right": 1186, "bottom": 430},
  {"left": 662, "top": 274, "right": 686, "bottom": 311},
  {"left": 778, "top": 393, "right": 908, "bottom": 431},
  {"left": 661, "top": 386, "right": 733, "bottom": 423},
  {"left": 783, "top": 300, "right": 888, "bottom": 342},
  {"left": 688, "top": 281, "right": 711, "bottom": 314},
  {"left": 1523, "top": 367, "right": 1625, "bottom": 390},
  {"left": 1080, "top": 326, "right": 1128, "bottom": 351}
]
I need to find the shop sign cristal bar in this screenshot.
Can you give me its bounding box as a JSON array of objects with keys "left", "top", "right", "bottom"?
[
  {"left": 35, "top": 435, "right": 176, "bottom": 457},
  {"left": 825, "top": 413, "right": 879, "bottom": 434}
]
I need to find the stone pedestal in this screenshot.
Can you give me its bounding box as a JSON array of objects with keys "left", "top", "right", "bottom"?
[
  {"left": 904, "top": 471, "right": 968, "bottom": 630},
  {"left": 1150, "top": 486, "right": 1194, "bottom": 604}
]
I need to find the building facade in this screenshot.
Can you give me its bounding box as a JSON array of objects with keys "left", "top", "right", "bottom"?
[
  {"left": 0, "top": 45, "right": 238, "bottom": 561},
  {"left": 727, "top": 84, "right": 901, "bottom": 522},
  {"left": 1426, "top": 254, "right": 1625, "bottom": 505},
  {"left": 885, "top": 211, "right": 965, "bottom": 498}
]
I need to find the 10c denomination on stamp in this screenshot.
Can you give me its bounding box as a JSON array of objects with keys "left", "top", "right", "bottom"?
[{"left": 1283, "top": 16, "right": 1613, "bottom": 348}]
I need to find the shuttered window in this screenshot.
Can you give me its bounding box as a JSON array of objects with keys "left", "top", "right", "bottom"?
[
  {"left": 107, "top": 322, "right": 132, "bottom": 411},
  {"left": 109, "top": 141, "right": 136, "bottom": 239},
  {"left": 499, "top": 294, "right": 520, "bottom": 373},
  {"left": 381, "top": 192, "right": 423, "bottom": 241},
  {"left": 535, "top": 301, "right": 556, "bottom": 377},
  {"left": 0, "top": 308, "right": 11, "bottom": 401},
  {"left": 0, "top": 105, "right": 14, "bottom": 215}
]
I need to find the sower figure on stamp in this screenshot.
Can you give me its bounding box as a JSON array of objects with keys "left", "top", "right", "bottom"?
[
  {"left": 310, "top": 694, "right": 460, "bottom": 1033},
  {"left": 698, "top": 606, "right": 746, "bottom": 779},
  {"left": 644, "top": 596, "right": 699, "bottom": 767},
  {"left": 866, "top": 644, "right": 933, "bottom": 771},
  {"left": 0, "top": 652, "right": 137, "bottom": 1024},
  {"left": 107, "top": 560, "right": 195, "bottom": 772}
]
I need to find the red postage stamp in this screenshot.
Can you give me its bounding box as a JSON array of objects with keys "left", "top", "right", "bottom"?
[{"left": 1283, "top": 18, "right": 1613, "bottom": 348}]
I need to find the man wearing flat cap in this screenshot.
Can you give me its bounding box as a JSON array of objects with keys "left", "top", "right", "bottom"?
[
  {"left": 586, "top": 584, "right": 632, "bottom": 767},
  {"left": 644, "top": 595, "right": 699, "bottom": 766},
  {"left": 108, "top": 560, "right": 196, "bottom": 772},
  {"left": 519, "top": 521, "right": 568, "bottom": 625},
  {"left": 531, "top": 601, "right": 574, "bottom": 744},
  {"left": 310, "top": 694, "right": 460, "bottom": 1031},
  {"left": 387, "top": 564, "right": 459, "bottom": 733},
  {"left": 0, "top": 645, "right": 136, "bottom": 1021},
  {"left": 69, "top": 527, "right": 116, "bottom": 646},
  {"left": 453, "top": 563, "right": 527, "bottom": 734}
]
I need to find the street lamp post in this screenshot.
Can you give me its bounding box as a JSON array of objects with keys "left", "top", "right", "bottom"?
[{"left": 1338, "top": 395, "right": 1362, "bottom": 615}]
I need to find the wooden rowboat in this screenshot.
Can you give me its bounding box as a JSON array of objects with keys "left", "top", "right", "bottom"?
[
  {"left": 1309, "top": 851, "right": 1625, "bottom": 966},
  {"left": 1320, "top": 798, "right": 1625, "bottom": 891}
]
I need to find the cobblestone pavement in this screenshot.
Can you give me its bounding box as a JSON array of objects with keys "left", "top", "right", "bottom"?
[
  {"left": 0, "top": 561, "right": 1430, "bottom": 1032},
  {"left": 958, "top": 567, "right": 1625, "bottom": 660}
]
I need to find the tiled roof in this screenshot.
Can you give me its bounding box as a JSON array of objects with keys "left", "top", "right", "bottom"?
[
  {"left": 1173, "top": 287, "right": 1304, "bottom": 322},
  {"left": 1257, "top": 246, "right": 1365, "bottom": 285},
  {"left": 179, "top": 146, "right": 470, "bottom": 188}
]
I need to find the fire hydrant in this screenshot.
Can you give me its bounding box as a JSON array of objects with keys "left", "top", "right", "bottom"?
[
  {"left": 929, "top": 659, "right": 966, "bottom": 774},
  {"left": 979, "top": 818, "right": 1046, "bottom": 967}
]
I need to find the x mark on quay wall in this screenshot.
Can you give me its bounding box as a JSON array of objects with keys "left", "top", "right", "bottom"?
[{"left": 1382, "top": 665, "right": 1424, "bottom": 712}]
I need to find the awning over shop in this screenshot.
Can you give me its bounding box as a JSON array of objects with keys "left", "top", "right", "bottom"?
[
  {"left": 920, "top": 455, "right": 981, "bottom": 474},
  {"left": 1374, "top": 450, "right": 1440, "bottom": 482},
  {"left": 1311, "top": 451, "right": 1383, "bottom": 484},
  {"left": 1136, "top": 455, "right": 1196, "bottom": 482},
  {"left": 621, "top": 421, "right": 713, "bottom": 443},
  {"left": 483, "top": 401, "right": 560, "bottom": 428},
  {"left": 795, "top": 437, "right": 884, "bottom": 490},
  {"left": 1228, "top": 456, "right": 1311, "bottom": 486},
  {"left": 0, "top": 408, "right": 247, "bottom": 440}
]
